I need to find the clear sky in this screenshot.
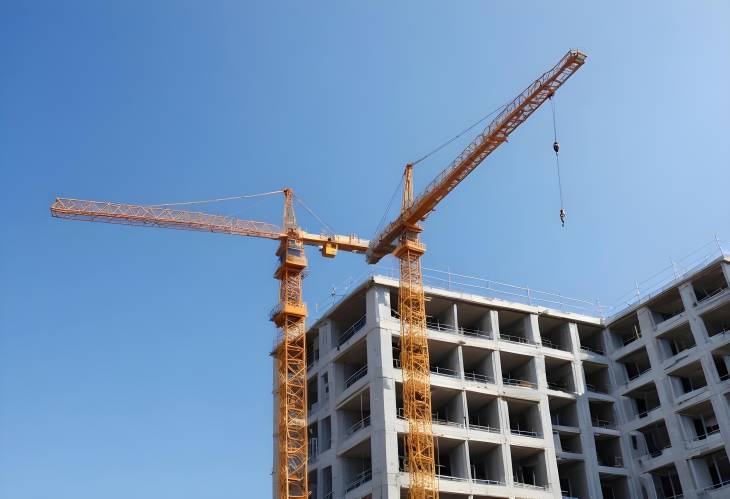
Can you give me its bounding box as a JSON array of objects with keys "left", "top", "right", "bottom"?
[{"left": 1, "top": 2, "right": 729, "bottom": 498}]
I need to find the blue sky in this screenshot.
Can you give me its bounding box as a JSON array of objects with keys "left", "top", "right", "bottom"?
[{"left": 1, "top": 2, "right": 728, "bottom": 498}]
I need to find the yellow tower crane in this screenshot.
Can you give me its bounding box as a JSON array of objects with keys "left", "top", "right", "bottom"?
[
  {"left": 50, "top": 189, "right": 369, "bottom": 499},
  {"left": 365, "top": 49, "right": 586, "bottom": 498}
]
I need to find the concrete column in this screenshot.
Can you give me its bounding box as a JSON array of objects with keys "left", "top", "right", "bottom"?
[
  {"left": 637, "top": 306, "right": 698, "bottom": 498},
  {"left": 536, "top": 357, "right": 562, "bottom": 497},
  {"left": 487, "top": 309, "right": 499, "bottom": 339},
  {"left": 568, "top": 323, "right": 605, "bottom": 499},
  {"left": 526, "top": 313, "right": 541, "bottom": 344},
  {"left": 366, "top": 284, "right": 391, "bottom": 330},
  {"left": 678, "top": 283, "right": 711, "bottom": 347},
  {"left": 497, "top": 398, "right": 513, "bottom": 487},
  {"left": 366, "top": 326, "right": 400, "bottom": 499}
]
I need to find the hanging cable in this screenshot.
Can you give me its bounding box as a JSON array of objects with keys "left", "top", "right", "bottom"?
[
  {"left": 411, "top": 101, "right": 510, "bottom": 167},
  {"left": 151, "top": 190, "right": 284, "bottom": 207},
  {"left": 295, "top": 194, "right": 335, "bottom": 236},
  {"left": 372, "top": 172, "right": 404, "bottom": 238},
  {"left": 550, "top": 95, "right": 566, "bottom": 227}
]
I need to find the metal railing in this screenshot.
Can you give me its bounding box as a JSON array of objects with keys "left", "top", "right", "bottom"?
[
  {"left": 704, "top": 478, "right": 730, "bottom": 491},
  {"left": 338, "top": 315, "right": 366, "bottom": 346},
  {"left": 547, "top": 381, "right": 573, "bottom": 393},
  {"left": 541, "top": 338, "right": 568, "bottom": 351},
  {"left": 608, "top": 237, "right": 727, "bottom": 314},
  {"left": 345, "top": 469, "right": 372, "bottom": 492},
  {"left": 430, "top": 365, "right": 459, "bottom": 378},
  {"left": 426, "top": 318, "right": 456, "bottom": 333},
  {"left": 513, "top": 480, "right": 550, "bottom": 490},
  {"left": 472, "top": 478, "right": 505, "bottom": 486},
  {"left": 581, "top": 345, "right": 605, "bottom": 355},
  {"left": 460, "top": 326, "right": 492, "bottom": 339},
  {"left": 510, "top": 427, "right": 538, "bottom": 437},
  {"left": 469, "top": 422, "right": 500, "bottom": 433},
  {"left": 627, "top": 367, "right": 652, "bottom": 382},
  {"left": 591, "top": 417, "right": 616, "bottom": 429},
  {"left": 346, "top": 415, "right": 371, "bottom": 437},
  {"left": 503, "top": 377, "right": 537, "bottom": 389},
  {"left": 344, "top": 365, "right": 368, "bottom": 388},
  {"left": 500, "top": 333, "right": 534, "bottom": 345},
  {"left": 464, "top": 371, "right": 495, "bottom": 384}
]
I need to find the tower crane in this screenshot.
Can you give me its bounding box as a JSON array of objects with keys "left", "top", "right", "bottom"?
[
  {"left": 50, "top": 189, "right": 368, "bottom": 499},
  {"left": 366, "top": 49, "right": 586, "bottom": 498}
]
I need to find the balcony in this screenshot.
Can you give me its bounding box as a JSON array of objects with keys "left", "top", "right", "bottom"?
[
  {"left": 344, "top": 364, "right": 367, "bottom": 389},
  {"left": 338, "top": 315, "right": 366, "bottom": 346},
  {"left": 507, "top": 398, "right": 542, "bottom": 438}
]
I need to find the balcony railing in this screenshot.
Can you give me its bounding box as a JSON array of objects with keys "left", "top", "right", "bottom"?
[
  {"left": 338, "top": 315, "right": 366, "bottom": 346},
  {"left": 513, "top": 481, "right": 550, "bottom": 491},
  {"left": 346, "top": 469, "right": 372, "bottom": 492},
  {"left": 468, "top": 422, "right": 500, "bottom": 433},
  {"left": 581, "top": 344, "right": 605, "bottom": 355},
  {"left": 547, "top": 380, "right": 573, "bottom": 393},
  {"left": 426, "top": 318, "right": 456, "bottom": 333},
  {"left": 464, "top": 371, "right": 495, "bottom": 384},
  {"left": 460, "top": 325, "right": 492, "bottom": 339},
  {"left": 510, "top": 427, "right": 538, "bottom": 437},
  {"left": 503, "top": 377, "right": 537, "bottom": 389},
  {"left": 704, "top": 478, "right": 730, "bottom": 491},
  {"left": 542, "top": 338, "right": 569, "bottom": 351},
  {"left": 500, "top": 333, "right": 534, "bottom": 345},
  {"left": 344, "top": 365, "right": 368, "bottom": 388},
  {"left": 430, "top": 365, "right": 459, "bottom": 378},
  {"left": 591, "top": 417, "right": 616, "bottom": 429},
  {"left": 627, "top": 367, "right": 652, "bottom": 382},
  {"left": 346, "top": 415, "right": 371, "bottom": 437}
]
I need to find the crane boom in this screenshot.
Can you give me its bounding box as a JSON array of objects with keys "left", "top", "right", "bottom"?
[
  {"left": 366, "top": 49, "right": 586, "bottom": 263},
  {"left": 51, "top": 197, "right": 369, "bottom": 253}
]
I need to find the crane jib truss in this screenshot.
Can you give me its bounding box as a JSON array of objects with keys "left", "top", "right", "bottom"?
[{"left": 366, "top": 50, "right": 587, "bottom": 264}]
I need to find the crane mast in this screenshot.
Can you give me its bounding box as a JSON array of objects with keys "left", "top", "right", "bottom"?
[
  {"left": 371, "top": 50, "right": 586, "bottom": 499},
  {"left": 51, "top": 189, "right": 369, "bottom": 499}
]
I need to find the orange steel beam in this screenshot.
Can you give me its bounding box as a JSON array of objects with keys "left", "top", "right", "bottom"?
[
  {"left": 51, "top": 190, "right": 367, "bottom": 499},
  {"left": 366, "top": 49, "right": 587, "bottom": 264}
]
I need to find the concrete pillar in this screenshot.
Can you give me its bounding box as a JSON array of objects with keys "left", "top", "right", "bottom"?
[
  {"left": 366, "top": 325, "right": 400, "bottom": 499},
  {"left": 637, "top": 306, "right": 698, "bottom": 498},
  {"left": 532, "top": 354, "right": 561, "bottom": 496},
  {"left": 487, "top": 309, "right": 499, "bottom": 339},
  {"left": 526, "top": 313, "right": 541, "bottom": 344},
  {"left": 568, "top": 323, "right": 605, "bottom": 499}
]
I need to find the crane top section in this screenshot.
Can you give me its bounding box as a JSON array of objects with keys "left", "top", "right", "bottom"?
[
  {"left": 366, "top": 49, "right": 586, "bottom": 264},
  {"left": 51, "top": 197, "right": 369, "bottom": 254}
]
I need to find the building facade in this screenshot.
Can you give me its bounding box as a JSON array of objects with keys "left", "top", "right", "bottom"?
[{"left": 289, "top": 255, "right": 730, "bottom": 499}]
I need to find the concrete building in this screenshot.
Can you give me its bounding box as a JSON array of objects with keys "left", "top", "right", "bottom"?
[{"left": 295, "top": 253, "right": 730, "bottom": 499}]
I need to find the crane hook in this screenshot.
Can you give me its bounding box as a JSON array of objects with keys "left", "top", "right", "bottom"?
[
  {"left": 559, "top": 208, "right": 566, "bottom": 227},
  {"left": 553, "top": 141, "right": 560, "bottom": 153}
]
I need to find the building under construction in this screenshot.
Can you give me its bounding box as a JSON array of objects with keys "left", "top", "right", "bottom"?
[{"left": 298, "top": 251, "right": 730, "bottom": 499}]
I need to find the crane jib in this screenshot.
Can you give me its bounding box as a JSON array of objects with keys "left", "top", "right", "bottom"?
[{"left": 365, "top": 50, "right": 586, "bottom": 264}]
